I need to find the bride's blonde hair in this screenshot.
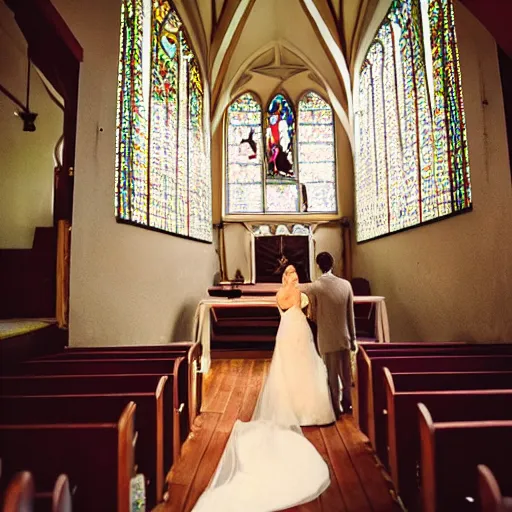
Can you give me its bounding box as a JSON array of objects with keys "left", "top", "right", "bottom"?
[{"left": 282, "top": 265, "right": 296, "bottom": 285}]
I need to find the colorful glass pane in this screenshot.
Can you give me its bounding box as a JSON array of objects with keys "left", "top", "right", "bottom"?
[
  {"left": 265, "top": 94, "right": 296, "bottom": 182},
  {"left": 355, "top": 0, "right": 471, "bottom": 242},
  {"left": 115, "top": 0, "right": 212, "bottom": 242},
  {"left": 297, "top": 92, "right": 336, "bottom": 213},
  {"left": 115, "top": 0, "right": 148, "bottom": 224},
  {"left": 226, "top": 93, "right": 263, "bottom": 213},
  {"left": 266, "top": 184, "right": 299, "bottom": 212}
]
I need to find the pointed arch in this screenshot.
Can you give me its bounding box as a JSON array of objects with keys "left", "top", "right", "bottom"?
[
  {"left": 212, "top": 40, "right": 353, "bottom": 150},
  {"left": 297, "top": 91, "right": 337, "bottom": 213}
]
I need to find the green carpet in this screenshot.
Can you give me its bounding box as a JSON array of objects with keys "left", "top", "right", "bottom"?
[{"left": 0, "top": 319, "right": 55, "bottom": 340}]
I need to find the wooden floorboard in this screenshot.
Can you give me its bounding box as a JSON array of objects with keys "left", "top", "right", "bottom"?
[
  {"left": 159, "top": 359, "right": 402, "bottom": 512},
  {"left": 303, "top": 427, "right": 346, "bottom": 512}
]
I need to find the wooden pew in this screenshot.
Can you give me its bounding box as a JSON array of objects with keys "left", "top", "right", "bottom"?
[
  {"left": 1, "top": 362, "right": 185, "bottom": 476},
  {"left": 0, "top": 402, "right": 135, "bottom": 512},
  {"left": 358, "top": 351, "right": 512, "bottom": 463},
  {"left": 0, "top": 382, "right": 165, "bottom": 507},
  {"left": 5, "top": 357, "right": 189, "bottom": 454},
  {"left": 418, "top": 403, "right": 512, "bottom": 512},
  {"left": 0, "top": 373, "right": 178, "bottom": 478},
  {"left": 34, "top": 342, "right": 202, "bottom": 427},
  {"left": 356, "top": 343, "right": 512, "bottom": 432},
  {"left": 478, "top": 465, "right": 512, "bottom": 512},
  {"left": 384, "top": 369, "right": 512, "bottom": 510}
]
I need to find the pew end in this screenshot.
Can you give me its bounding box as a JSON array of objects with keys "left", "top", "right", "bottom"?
[
  {"left": 2, "top": 471, "right": 34, "bottom": 512},
  {"left": 51, "top": 474, "right": 72, "bottom": 512},
  {"left": 479, "top": 465, "right": 503, "bottom": 512},
  {"left": 417, "top": 403, "right": 436, "bottom": 512},
  {"left": 383, "top": 368, "right": 398, "bottom": 489}
]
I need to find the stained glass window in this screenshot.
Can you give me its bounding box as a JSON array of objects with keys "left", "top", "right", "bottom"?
[
  {"left": 225, "top": 91, "right": 337, "bottom": 215},
  {"left": 354, "top": 0, "right": 471, "bottom": 242},
  {"left": 226, "top": 93, "right": 263, "bottom": 213},
  {"left": 297, "top": 92, "right": 336, "bottom": 213},
  {"left": 115, "top": 0, "right": 212, "bottom": 242}
]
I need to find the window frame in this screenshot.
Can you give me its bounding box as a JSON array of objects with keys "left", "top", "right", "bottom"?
[{"left": 223, "top": 88, "right": 339, "bottom": 221}]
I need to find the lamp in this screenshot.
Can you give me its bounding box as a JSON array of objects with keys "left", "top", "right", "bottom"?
[
  {"left": 17, "top": 110, "right": 38, "bottom": 132},
  {"left": 0, "top": 53, "right": 37, "bottom": 132}
]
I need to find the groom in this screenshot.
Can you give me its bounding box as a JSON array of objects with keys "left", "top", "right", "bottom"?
[{"left": 299, "top": 252, "right": 357, "bottom": 417}]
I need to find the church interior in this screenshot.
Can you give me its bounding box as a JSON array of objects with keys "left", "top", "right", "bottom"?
[{"left": 1, "top": 0, "right": 511, "bottom": 510}]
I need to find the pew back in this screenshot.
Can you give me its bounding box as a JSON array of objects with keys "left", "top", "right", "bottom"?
[
  {"left": 384, "top": 369, "right": 512, "bottom": 510},
  {"left": 0, "top": 387, "right": 165, "bottom": 506},
  {"left": 6, "top": 357, "right": 189, "bottom": 446},
  {"left": 418, "top": 403, "right": 512, "bottom": 512},
  {"left": 364, "top": 354, "right": 512, "bottom": 464},
  {"left": 0, "top": 402, "right": 135, "bottom": 512}
]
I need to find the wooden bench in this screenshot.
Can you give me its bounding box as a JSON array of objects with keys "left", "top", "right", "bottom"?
[
  {"left": 6, "top": 357, "right": 189, "bottom": 451},
  {"left": 478, "top": 465, "right": 512, "bottom": 512},
  {"left": 358, "top": 350, "right": 512, "bottom": 463},
  {"left": 418, "top": 403, "right": 512, "bottom": 512},
  {"left": 0, "top": 382, "right": 165, "bottom": 506},
  {"left": 356, "top": 344, "right": 512, "bottom": 432},
  {"left": 0, "top": 402, "right": 136, "bottom": 512},
  {"left": 383, "top": 369, "right": 512, "bottom": 509},
  {"left": 34, "top": 342, "right": 202, "bottom": 426},
  {"left": 0, "top": 372, "right": 180, "bottom": 482}
]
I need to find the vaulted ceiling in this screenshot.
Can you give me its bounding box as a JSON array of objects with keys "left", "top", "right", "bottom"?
[
  {"left": 175, "top": 0, "right": 382, "bottom": 139},
  {"left": 174, "top": 0, "right": 512, "bottom": 138}
]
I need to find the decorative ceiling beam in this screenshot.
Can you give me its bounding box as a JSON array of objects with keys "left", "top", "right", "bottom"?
[
  {"left": 210, "top": 0, "right": 255, "bottom": 87},
  {"left": 298, "top": 0, "right": 353, "bottom": 118}
]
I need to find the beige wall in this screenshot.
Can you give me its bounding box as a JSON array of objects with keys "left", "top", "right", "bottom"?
[
  {"left": 0, "top": 5, "right": 61, "bottom": 248},
  {"left": 50, "top": 0, "right": 218, "bottom": 346},
  {"left": 353, "top": 4, "right": 512, "bottom": 342}
]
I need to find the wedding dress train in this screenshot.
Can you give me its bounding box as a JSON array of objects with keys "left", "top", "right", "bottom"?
[{"left": 192, "top": 299, "right": 335, "bottom": 511}]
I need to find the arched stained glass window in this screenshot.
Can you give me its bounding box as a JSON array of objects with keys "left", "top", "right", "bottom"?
[
  {"left": 297, "top": 92, "right": 336, "bottom": 213},
  {"left": 226, "top": 93, "right": 264, "bottom": 214},
  {"left": 115, "top": 0, "right": 212, "bottom": 242},
  {"left": 225, "top": 91, "right": 337, "bottom": 215},
  {"left": 355, "top": 0, "right": 471, "bottom": 242}
]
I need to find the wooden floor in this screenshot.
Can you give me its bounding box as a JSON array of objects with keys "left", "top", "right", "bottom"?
[{"left": 158, "top": 359, "right": 402, "bottom": 512}]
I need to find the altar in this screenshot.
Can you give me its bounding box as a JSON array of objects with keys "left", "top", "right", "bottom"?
[{"left": 193, "top": 284, "right": 390, "bottom": 372}]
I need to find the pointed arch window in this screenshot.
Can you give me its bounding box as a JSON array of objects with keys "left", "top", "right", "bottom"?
[
  {"left": 297, "top": 91, "right": 337, "bottom": 213},
  {"left": 225, "top": 91, "right": 337, "bottom": 215},
  {"left": 115, "top": 0, "right": 212, "bottom": 242},
  {"left": 354, "top": 0, "right": 471, "bottom": 242}
]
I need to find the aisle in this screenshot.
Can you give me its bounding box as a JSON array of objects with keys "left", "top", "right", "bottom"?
[{"left": 158, "top": 359, "right": 402, "bottom": 512}]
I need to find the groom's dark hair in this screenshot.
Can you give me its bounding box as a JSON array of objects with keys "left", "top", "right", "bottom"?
[{"left": 316, "top": 252, "right": 334, "bottom": 273}]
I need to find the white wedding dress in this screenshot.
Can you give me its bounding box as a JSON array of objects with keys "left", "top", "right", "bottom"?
[{"left": 192, "top": 294, "right": 335, "bottom": 512}]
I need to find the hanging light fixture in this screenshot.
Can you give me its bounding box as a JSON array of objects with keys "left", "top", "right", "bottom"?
[
  {"left": 0, "top": 52, "right": 38, "bottom": 132},
  {"left": 18, "top": 54, "right": 37, "bottom": 131}
]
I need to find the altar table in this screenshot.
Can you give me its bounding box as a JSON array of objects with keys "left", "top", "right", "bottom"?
[{"left": 192, "top": 294, "right": 390, "bottom": 373}]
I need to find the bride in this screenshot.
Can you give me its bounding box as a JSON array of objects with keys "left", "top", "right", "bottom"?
[{"left": 192, "top": 265, "right": 335, "bottom": 511}]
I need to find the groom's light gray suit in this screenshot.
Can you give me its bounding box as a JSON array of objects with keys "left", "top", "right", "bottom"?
[{"left": 300, "top": 271, "right": 356, "bottom": 414}]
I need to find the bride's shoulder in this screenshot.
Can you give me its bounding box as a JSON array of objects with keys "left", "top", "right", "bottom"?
[{"left": 300, "top": 292, "right": 309, "bottom": 308}]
